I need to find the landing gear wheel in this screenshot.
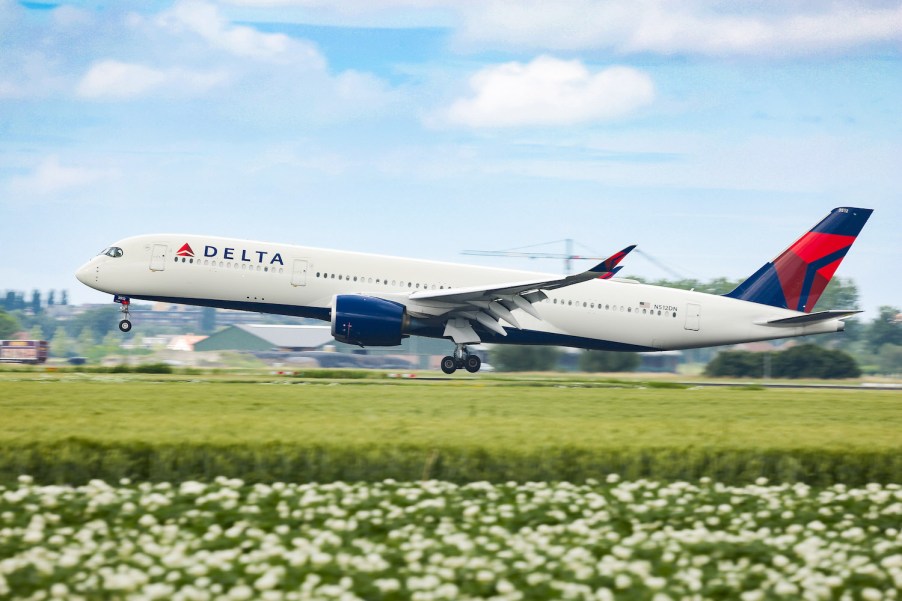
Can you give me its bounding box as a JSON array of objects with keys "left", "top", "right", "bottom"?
[
  {"left": 440, "top": 356, "right": 457, "bottom": 374},
  {"left": 114, "top": 295, "right": 133, "bottom": 334},
  {"left": 465, "top": 354, "right": 482, "bottom": 373}
]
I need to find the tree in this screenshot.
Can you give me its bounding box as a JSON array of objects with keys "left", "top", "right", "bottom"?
[
  {"left": 77, "top": 327, "right": 96, "bottom": 356},
  {"left": 771, "top": 344, "right": 860, "bottom": 379},
  {"left": 866, "top": 306, "right": 902, "bottom": 352},
  {"left": 47, "top": 290, "right": 55, "bottom": 307},
  {"left": 67, "top": 306, "right": 119, "bottom": 339},
  {"left": 877, "top": 344, "right": 902, "bottom": 376},
  {"left": 705, "top": 351, "right": 769, "bottom": 378},
  {"left": 30, "top": 289, "right": 42, "bottom": 315},
  {"left": 816, "top": 277, "right": 860, "bottom": 311},
  {"left": 61, "top": 290, "right": 68, "bottom": 306},
  {"left": 50, "top": 326, "right": 73, "bottom": 358},
  {"left": 579, "top": 351, "right": 640, "bottom": 372},
  {"left": 491, "top": 345, "right": 561, "bottom": 372},
  {"left": 706, "top": 345, "right": 860, "bottom": 379},
  {"left": 0, "top": 311, "right": 20, "bottom": 339}
]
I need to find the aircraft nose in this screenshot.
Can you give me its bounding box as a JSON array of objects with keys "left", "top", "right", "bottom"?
[{"left": 75, "top": 260, "right": 97, "bottom": 287}]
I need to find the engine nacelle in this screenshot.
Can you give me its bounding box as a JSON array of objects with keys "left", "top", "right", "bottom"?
[{"left": 331, "top": 295, "right": 408, "bottom": 347}]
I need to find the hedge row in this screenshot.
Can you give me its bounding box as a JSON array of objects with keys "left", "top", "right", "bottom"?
[{"left": 2, "top": 440, "right": 899, "bottom": 486}]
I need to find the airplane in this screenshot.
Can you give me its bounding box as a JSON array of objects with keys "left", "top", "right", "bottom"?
[{"left": 75, "top": 207, "right": 872, "bottom": 374}]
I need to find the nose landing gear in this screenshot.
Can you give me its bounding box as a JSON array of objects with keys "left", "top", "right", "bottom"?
[
  {"left": 440, "top": 344, "right": 482, "bottom": 374},
  {"left": 114, "top": 295, "right": 132, "bottom": 332}
]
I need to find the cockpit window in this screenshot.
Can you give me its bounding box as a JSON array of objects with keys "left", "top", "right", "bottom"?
[{"left": 98, "top": 247, "right": 124, "bottom": 258}]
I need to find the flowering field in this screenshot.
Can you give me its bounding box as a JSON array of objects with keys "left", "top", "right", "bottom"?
[{"left": 2, "top": 476, "right": 900, "bottom": 600}]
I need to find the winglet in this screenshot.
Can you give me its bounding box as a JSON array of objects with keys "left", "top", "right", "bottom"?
[
  {"left": 589, "top": 245, "right": 636, "bottom": 274},
  {"left": 598, "top": 266, "right": 623, "bottom": 280}
]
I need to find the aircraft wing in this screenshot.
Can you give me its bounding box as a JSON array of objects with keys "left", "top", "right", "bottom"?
[{"left": 405, "top": 245, "right": 636, "bottom": 342}]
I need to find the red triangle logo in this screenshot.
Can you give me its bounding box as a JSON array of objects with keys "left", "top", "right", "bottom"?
[{"left": 176, "top": 243, "right": 195, "bottom": 257}]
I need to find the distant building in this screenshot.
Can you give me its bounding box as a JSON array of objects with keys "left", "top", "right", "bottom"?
[
  {"left": 194, "top": 324, "right": 454, "bottom": 369},
  {"left": 167, "top": 334, "right": 208, "bottom": 352},
  {"left": 196, "top": 325, "right": 334, "bottom": 352},
  {"left": 638, "top": 351, "right": 683, "bottom": 373}
]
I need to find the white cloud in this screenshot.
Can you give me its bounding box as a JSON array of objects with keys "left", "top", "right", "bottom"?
[
  {"left": 159, "top": 0, "right": 323, "bottom": 65},
  {"left": 454, "top": 0, "right": 902, "bottom": 56},
  {"left": 76, "top": 60, "right": 227, "bottom": 99},
  {"left": 443, "top": 56, "right": 654, "bottom": 128},
  {"left": 8, "top": 156, "right": 116, "bottom": 196}
]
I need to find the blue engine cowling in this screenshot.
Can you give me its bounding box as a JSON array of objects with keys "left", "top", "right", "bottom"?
[{"left": 331, "top": 295, "right": 408, "bottom": 347}]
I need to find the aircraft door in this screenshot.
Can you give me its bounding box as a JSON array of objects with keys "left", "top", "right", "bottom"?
[
  {"left": 684, "top": 303, "right": 700, "bottom": 331},
  {"left": 150, "top": 244, "right": 167, "bottom": 271},
  {"left": 291, "top": 259, "right": 308, "bottom": 286}
]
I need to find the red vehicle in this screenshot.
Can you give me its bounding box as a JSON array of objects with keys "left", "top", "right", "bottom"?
[{"left": 0, "top": 340, "right": 49, "bottom": 364}]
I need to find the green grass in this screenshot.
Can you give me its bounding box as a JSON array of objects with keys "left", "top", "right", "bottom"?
[{"left": 1, "top": 373, "right": 900, "bottom": 485}]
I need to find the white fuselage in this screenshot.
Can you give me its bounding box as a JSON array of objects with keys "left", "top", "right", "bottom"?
[{"left": 75, "top": 234, "right": 846, "bottom": 351}]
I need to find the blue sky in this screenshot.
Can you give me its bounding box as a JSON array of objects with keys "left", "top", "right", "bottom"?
[{"left": 1, "top": 0, "right": 900, "bottom": 317}]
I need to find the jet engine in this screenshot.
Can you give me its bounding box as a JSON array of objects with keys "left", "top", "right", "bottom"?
[{"left": 331, "top": 295, "right": 408, "bottom": 346}]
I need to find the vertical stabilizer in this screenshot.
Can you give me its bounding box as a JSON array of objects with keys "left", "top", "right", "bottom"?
[{"left": 724, "top": 207, "right": 872, "bottom": 312}]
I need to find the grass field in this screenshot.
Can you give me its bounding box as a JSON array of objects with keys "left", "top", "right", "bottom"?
[
  {"left": 2, "top": 372, "right": 901, "bottom": 600},
  {"left": 1, "top": 372, "right": 900, "bottom": 485}
]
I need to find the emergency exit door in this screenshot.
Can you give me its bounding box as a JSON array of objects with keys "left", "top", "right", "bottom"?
[
  {"left": 684, "top": 303, "right": 700, "bottom": 331},
  {"left": 149, "top": 244, "right": 167, "bottom": 271},
  {"left": 291, "top": 259, "right": 308, "bottom": 286}
]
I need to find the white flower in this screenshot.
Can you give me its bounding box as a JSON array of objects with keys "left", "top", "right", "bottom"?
[
  {"left": 50, "top": 582, "right": 69, "bottom": 598},
  {"left": 255, "top": 570, "right": 281, "bottom": 591},
  {"left": 476, "top": 570, "right": 495, "bottom": 583},
  {"left": 594, "top": 588, "right": 614, "bottom": 601},
  {"left": 228, "top": 585, "right": 254, "bottom": 600},
  {"left": 773, "top": 580, "right": 798, "bottom": 596},
  {"left": 861, "top": 588, "right": 883, "bottom": 601},
  {"left": 375, "top": 579, "right": 400, "bottom": 593}
]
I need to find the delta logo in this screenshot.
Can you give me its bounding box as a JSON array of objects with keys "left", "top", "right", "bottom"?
[{"left": 179, "top": 242, "right": 284, "bottom": 265}]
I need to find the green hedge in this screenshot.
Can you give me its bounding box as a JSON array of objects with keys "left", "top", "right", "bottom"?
[{"left": 2, "top": 440, "right": 898, "bottom": 487}]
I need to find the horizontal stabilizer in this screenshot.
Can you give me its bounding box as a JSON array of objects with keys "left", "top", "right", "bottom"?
[{"left": 761, "top": 309, "right": 862, "bottom": 327}]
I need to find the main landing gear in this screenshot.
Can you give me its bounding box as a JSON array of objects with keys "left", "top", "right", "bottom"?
[
  {"left": 114, "top": 295, "right": 132, "bottom": 332},
  {"left": 441, "top": 344, "right": 481, "bottom": 375}
]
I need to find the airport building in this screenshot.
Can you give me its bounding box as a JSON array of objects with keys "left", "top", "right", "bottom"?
[{"left": 195, "top": 324, "right": 455, "bottom": 369}]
